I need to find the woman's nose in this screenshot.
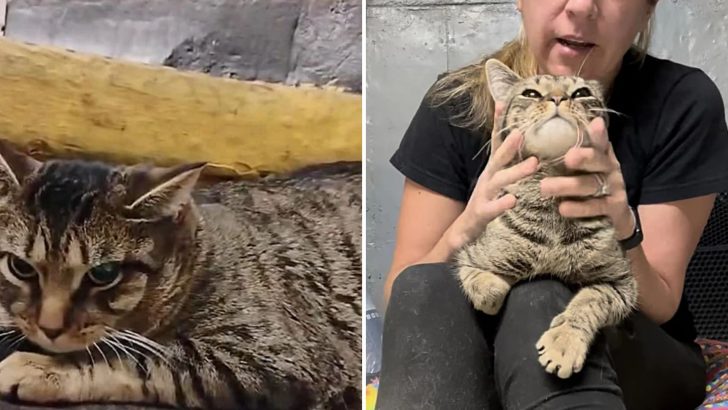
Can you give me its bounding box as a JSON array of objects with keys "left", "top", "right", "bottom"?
[{"left": 564, "top": 0, "right": 598, "bottom": 20}]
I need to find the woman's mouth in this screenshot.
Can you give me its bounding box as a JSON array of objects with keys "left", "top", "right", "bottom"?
[
  {"left": 557, "top": 37, "right": 595, "bottom": 49},
  {"left": 555, "top": 38, "right": 596, "bottom": 57}
]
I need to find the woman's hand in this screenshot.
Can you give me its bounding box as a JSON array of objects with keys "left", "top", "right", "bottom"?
[
  {"left": 540, "top": 117, "right": 635, "bottom": 239},
  {"left": 448, "top": 104, "right": 539, "bottom": 249}
]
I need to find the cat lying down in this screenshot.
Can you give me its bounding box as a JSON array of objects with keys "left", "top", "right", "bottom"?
[{"left": 0, "top": 141, "right": 361, "bottom": 409}]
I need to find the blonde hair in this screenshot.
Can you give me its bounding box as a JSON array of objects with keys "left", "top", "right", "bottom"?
[{"left": 427, "top": 14, "right": 655, "bottom": 133}]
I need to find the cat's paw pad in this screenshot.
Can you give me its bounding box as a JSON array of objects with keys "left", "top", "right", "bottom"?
[
  {"left": 535, "top": 324, "right": 588, "bottom": 379},
  {"left": 0, "top": 352, "right": 68, "bottom": 403}
]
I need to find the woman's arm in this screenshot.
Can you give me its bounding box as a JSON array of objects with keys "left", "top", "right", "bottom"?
[
  {"left": 542, "top": 117, "right": 717, "bottom": 324},
  {"left": 383, "top": 122, "right": 539, "bottom": 305},
  {"left": 382, "top": 179, "right": 464, "bottom": 304},
  {"left": 628, "top": 195, "right": 715, "bottom": 323}
]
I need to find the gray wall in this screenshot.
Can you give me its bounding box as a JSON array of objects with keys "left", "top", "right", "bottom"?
[
  {"left": 366, "top": 0, "right": 728, "bottom": 311},
  {"left": 5, "top": 0, "right": 362, "bottom": 92}
]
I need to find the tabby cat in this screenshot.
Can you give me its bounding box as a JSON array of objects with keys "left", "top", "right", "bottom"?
[
  {"left": 455, "top": 59, "right": 637, "bottom": 379},
  {"left": 0, "top": 141, "right": 361, "bottom": 409}
]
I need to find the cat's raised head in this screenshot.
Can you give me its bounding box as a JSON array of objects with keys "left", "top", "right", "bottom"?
[
  {"left": 485, "top": 59, "right": 607, "bottom": 161},
  {"left": 0, "top": 141, "right": 204, "bottom": 353}
]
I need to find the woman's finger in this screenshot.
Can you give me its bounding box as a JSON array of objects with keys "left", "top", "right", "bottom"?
[
  {"left": 558, "top": 197, "right": 610, "bottom": 218},
  {"left": 472, "top": 193, "right": 517, "bottom": 221},
  {"left": 540, "top": 174, "right": 609, "bottom": 198},
  {"left": 587, "top": 117, "right": 609, "bottom": 153},
  {"left": 489, "top": 103, "right": 506, "bottom": 157},
  {"left": 486, "top": 157, "right": 539, "bottom": 199},
  {"left": 564, "top": 146, "right": 613, "bottom": 173},
  {"left": 484, "top": 130, "right": 524, "bottom": 179}
]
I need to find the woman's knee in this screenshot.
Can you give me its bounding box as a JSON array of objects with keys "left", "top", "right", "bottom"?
[
  {"left": 503, "top": 278, "right": 574, "bottom": 315},
  {"left": 390, "top": 262, "right": 459, "bottom": 301}
]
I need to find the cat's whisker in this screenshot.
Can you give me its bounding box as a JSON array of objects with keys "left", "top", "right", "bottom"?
[
  {"left": 471, "top": 140, "right": 491, "bottom": 160},
  {"left": 116, "top": 330, "right": 172, "bottom": 360},
  {"left": 104, "top": 336, "right": 147, "bottom": 374},
  {"left": 112, "top": 332, "right": 170, "bottom": 367},
  {"left": 0, "top": 332, "right": 22, "bottom": 349},
  {"left": 119, "top": 330, "right": 169, "bottom": 354},
  {"left": 93, "top": 342, "right": 110, "bottom": 369},
  {"left": 86, "top": 346, "right": 96, "bottom": 369},
  {"left": 520, "top": 118, "right": 542, "bottom": 142},
  {"left": 472, "top": 120, "right": 537, "bottom": 160},
  {"left": 106, "top": 332, "right": 162, "bottom": 372},
  {"left": 572, "top": 113, "right": 589, "bottom": 129},
  {"left": 0, "top": 329, "right": 19, "bottom": 340},
  {"left": 589, "top": 107, "right": 625, "bottom": 117},
  {"left": 577, "top": 46, "right": 595, "bottom": 77},
  {"left": 497, "top": 121, "right": 526, "bottom": 138},
  {"left": 100, "top": 338, "right": 125, "bottom": 370},
  {"left": 4, "top": 335, "right": 25, "bottom": 354}
]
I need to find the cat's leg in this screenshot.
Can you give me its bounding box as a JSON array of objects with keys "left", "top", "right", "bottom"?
[
  {"left": 458, "top": 266, "right": 515, "bottom": 315},
  {"left": 0, "top": 346, "right": 236, "bottom": 408},
  {"left": 0, "top": 350, "right": 160, "bottom": 405},
  {"left": 535, "top": 270, "right": 637, "bottom": 379},
  {"left": 0, "top": 336, "right": 321, "bottom": 409}
]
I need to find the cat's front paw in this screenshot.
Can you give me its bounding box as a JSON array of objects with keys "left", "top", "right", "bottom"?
[
  {"left": 0, "top": 352, "right": 76, "bottom": 403},
  {"left": 535, "top": 322, "right": 588, "bottom": 379},
  {"left": 459, "top": 268, "right": 511, "bottom": 315}
]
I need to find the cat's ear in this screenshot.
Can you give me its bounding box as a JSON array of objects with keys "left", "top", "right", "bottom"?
[
  {"left": 0, "top": 140, "right": 41, "bottom": 193},
  {"left": 123, "top": 162, "right": 206, "bottom": 220},
  {"left": 485, "top": 59, "right": 522, "bottom": 103}
]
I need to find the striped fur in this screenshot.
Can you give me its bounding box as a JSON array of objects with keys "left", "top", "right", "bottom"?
[
  {"left": 456, "top": 60, "right": 637, "bottom": 379},
  {"left": 0, "top": 144, "right": 361, "bottom": 409}
]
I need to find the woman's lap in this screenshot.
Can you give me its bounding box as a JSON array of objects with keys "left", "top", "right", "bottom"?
[
  {"left": 375, "top": 263, "right": 706, "bottom": 410},
  {"left": 377, "top": 262, "right": 500, "bottom": 409}
]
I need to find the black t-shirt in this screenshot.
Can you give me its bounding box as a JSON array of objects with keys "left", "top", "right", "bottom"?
[{"left": 390, "top": 51, "right": 728, "bottom": 342}]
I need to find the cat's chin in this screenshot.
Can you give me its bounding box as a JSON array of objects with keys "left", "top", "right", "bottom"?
[{"left": 524, "top": 117, "right": 580, "bottom": 160}]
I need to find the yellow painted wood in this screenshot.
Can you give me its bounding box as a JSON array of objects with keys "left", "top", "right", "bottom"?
[{"left": 0, "top": 37, "right": 361, "bottom": 177}]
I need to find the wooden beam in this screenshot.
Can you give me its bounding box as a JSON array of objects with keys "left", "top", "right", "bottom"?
[{"left": 0, "top": 37, "right": 361, "bottom": 177}]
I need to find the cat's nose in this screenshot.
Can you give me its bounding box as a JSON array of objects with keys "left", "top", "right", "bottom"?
[
  {"left": 550, "top": 96, "right": 564, "bottom": 105},
  {"left": 40, "top": 326, "right": 63, "bottom": 340}
]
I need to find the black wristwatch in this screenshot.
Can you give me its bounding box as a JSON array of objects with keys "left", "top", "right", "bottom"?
[{"left": 619, "top": 206, "right": 643, "bottom": 251}]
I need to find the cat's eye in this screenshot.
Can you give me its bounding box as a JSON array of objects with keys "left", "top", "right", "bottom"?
[
  {"left": 571, "top": 87, "right": 592, "bottom": 98},
  {"left": 6, "top": 255, "right": 37, "bottom": 280},
  {"left": 87, "top": 262, "right": 122, "bottom": 287},
  {"left": 521, "top": 89, "right": 543, "bottom": 99}
]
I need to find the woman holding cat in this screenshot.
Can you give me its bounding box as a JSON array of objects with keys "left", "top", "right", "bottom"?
[{"left": 376, "top": 1, "right": 728, "bottom": 409}]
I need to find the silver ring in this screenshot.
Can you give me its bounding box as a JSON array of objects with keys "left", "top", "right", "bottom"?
[{"left": 593, "top": 173, "right": 610, "bottom": 197}]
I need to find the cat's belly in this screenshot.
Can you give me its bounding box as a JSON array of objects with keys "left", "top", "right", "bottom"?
[
  {"left": 470, "top": 213, "right": 622, "bottom": 282},
  {"left": 532, "top": 242, "right": 623, "bottom": 281}
]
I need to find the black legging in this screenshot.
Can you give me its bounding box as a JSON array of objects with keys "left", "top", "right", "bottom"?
[{"left": 375, "top": 263, "right": 707, "bottom": 410}]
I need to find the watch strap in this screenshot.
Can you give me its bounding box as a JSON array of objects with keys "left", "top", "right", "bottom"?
[{"left": 618, "top": 206, "right": 643, "bottom": 251}]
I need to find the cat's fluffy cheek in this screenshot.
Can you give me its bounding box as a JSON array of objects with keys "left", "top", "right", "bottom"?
[{"left": 0, "top": 352, "right": 81, "bottom": 403}]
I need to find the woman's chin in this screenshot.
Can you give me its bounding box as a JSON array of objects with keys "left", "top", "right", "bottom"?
[{"left": 542, "top": 58, "right": 599, "bottom": 80}]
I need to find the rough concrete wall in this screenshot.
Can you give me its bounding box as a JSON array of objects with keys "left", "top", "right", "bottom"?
[
  {"left": 366, "top": 0, "right": 728, "bottom": 311},
  {"left": 650, "top": 0, "right": 728, "bottom": 99},
  {"left": 5, "top": 0, "right": 362, "bottom": 91}
]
